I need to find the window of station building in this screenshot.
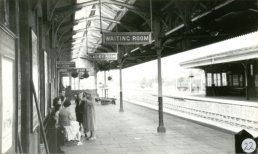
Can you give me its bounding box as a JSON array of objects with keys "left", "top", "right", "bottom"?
[
  {"left": 213, "top": 73, "right": 217, "bottom": 86},
  {"left": 207, "top": 73, "right": 212, "bottom": 87},
  {"left": 222, "top": 73, "right": 227, "bottom": 86},
  {"left": 211, "top": 73, "right": 222, "bottom": 87},
  {"left": 217, "top": 73, "right": 221, "bottom": 86},
  {"left": 228, "top": 74, "right": 232, "bottom": 86},
  {"left": 250, "top": 64, "right": 254, "bottom": 76},
  {"left": 233, "top": 75, "right": 239, "bottom": 86},
  {"left": 239, "top": 75, "right": 243, "bottom": 87},
  {"left": 255, "top": 75, "right": 258, "bottom": 87}
]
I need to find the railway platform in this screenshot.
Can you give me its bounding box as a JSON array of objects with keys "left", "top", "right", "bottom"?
[{"left": 61, "top": 101, "right": 234, "bottom": 154}]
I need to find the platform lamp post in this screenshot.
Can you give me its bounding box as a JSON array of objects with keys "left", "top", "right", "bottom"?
[
  {"left": 94, "top": 68, "right": 98, "bottom": 95},
  {"left": 118, "top": 64, "right": 124, "bottom": 112},
  {"left": 189, "top": 71, "right": 194, "bottom": 93},
  {"left": 242, "top": 62, "right": 249, "bottom": 100},
  {"left": 157, "top": 47, "right": 166, "bottom": 133},
  {"left": 152, "top": 12, "right": 166, "bottom": 132},
  {"left": 104, "top": 71, "right": 107, "bottom": 98}
]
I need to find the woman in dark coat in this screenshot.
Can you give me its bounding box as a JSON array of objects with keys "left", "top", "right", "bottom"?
[
  {"left": 75, "top": 92, "right": 84, "bottom": 131},
  {"left": 82, "top": 92, "right": 96, "bottom": 140}
]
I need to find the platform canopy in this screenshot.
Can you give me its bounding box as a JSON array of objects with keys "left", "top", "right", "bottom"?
[{"left": 51, "top": 0, "right": 258, "bottom": 71}]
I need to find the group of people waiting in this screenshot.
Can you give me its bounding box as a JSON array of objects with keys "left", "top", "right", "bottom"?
[{"left": 50, "top": 90, "right": 96, "bottom": 147}]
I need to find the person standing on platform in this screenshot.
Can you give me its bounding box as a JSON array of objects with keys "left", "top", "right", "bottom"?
[
  {"left": 59, "top": 89, "right": 67, "bottom": 106},
  {"left": 52, "top": 97, "right": 62, "bottom": 126},
  {"left": 83, "top": 92, "right": 96, "bottom": 140},
  {"left": 75, "top": 92, "right": 85, "bottom": 135}
]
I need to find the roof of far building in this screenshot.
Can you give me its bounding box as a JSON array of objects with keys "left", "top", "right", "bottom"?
[{"left": 180, "top": 31, "right": 258, "bottom": 68}]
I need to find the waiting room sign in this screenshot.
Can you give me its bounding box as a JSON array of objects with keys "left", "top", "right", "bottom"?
[
  {"left": 102, "top": 32, "right": 152, "bottom": 45},
  {"left": 88, "top": 53, "right": 117, "bottom": 61},
  {"left": 56, "top": 61, "right": 76, "bottom": 68}
]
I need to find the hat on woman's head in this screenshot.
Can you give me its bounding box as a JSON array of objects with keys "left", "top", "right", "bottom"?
[
  {"left": 53, "top": 97, "right": 61, "bottom": 107},
  {"left": 63, "top": 99, "right": 71, "bottom": 107}
]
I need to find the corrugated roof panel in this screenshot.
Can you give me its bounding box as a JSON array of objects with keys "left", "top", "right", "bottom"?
[
  {"left": 76, "top": 0, "right": 91, "bottom": 4},
  {"left": 72, "top": 31, "right": 84, "bottom": 38},
  {"left": 101, "top": 5, "right": 117, "bottom": 18},
  {"left": 73, "top": 22, "right": 86, "bottom": 31},
  {"left": 70, "top": 0, "right": 134, "bottom": 56}
]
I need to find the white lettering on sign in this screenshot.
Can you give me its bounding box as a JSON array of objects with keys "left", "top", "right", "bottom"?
[
  {"left": 132, "top": 36, "right": 149, "bottom": 41},
  {"left": 56, "top": 61, "right": 76, "bottom": 68},
  {"left": 105, "top": 36, "right": 131, "bottom": 41},
  {"left": 88, "top": 53, "right": 117, "bottom": 61},
  {"left": 102, "top": 32, "right": 151, "bottom": 45}
]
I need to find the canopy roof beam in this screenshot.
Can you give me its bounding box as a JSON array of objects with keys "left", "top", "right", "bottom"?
[{"left": 54, "top": 0, "right": 150, "bottom": 27}]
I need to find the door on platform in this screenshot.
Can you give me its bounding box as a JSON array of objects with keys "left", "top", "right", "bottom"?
[
  {"left": 0, "top": 26, "right": 16, "bottom": 154},
  {"left": 0, "top": 57, "right": 15, "bottom": 153}
]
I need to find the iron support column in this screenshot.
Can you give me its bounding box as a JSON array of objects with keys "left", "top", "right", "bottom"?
[
  {"left": 104, "top": 71, "right": 107, "bottom": 98},
  {"left": 69, "top": 74, "right": 72, "bottom": 86},
  {"left": 19, "top": 0, "right": 31, "bottom": 152},
  {"left": 119, "top": 66, "right": 124, "bottom": 112},
  {"left": 157, "top": 49, "right": 166, "bottom": 133},
  {"left": 94, "top": 69, "right": 98, "bottom": 94}
]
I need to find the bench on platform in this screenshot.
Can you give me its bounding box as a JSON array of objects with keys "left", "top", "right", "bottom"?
[
  {"left": 228, "top": 87, "right": 245, "bottom": 95},
  {"left": 95, "top": 97, "right": 116, "bottom": 105}
]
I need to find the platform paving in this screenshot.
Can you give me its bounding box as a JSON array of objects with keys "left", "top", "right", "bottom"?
[{"left": 61, "top": 101, "right": 235, "bottom": 154}]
